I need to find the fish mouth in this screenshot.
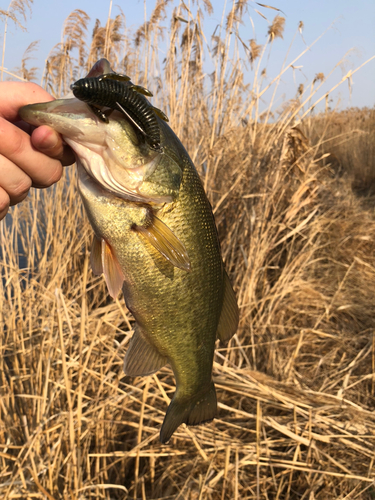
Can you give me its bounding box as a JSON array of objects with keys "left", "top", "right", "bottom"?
[
  {"left": 19, "top": 99, "right": 173, "bottom": 205},
  {"left": 19, "top": 58, "right": 115, "bottom": 131},
  {"left": 72, "top": 140, "right": 171, "bottom": 204},
  {"left": 19, "top": 57, "right": 176, "bottom": 205},
  {"left": 19, "top": 98, "right": 98, "bottom": 136}
]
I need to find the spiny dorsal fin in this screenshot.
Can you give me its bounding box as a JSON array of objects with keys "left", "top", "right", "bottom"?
[
  {"left": 216, "top": 271, "right": 239, "bottom": 345},
  {"left": 134, "top": 214, "right": 191, "bottom": 272},
  {"left": 124, "top": 327, "right": 167, "bottom": 376}
]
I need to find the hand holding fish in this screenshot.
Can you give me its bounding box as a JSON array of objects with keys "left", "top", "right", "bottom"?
[{"left": 0, "top": 82, "right": 75, "bottom": 220}]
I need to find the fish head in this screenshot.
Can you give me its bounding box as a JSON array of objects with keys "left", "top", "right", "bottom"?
[{"left": 19, "top": 61, "right": 181, "bottom": 204}]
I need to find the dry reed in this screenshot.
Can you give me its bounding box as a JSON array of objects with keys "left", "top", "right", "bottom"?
[{"left": 0, "top": 1, "right": 374, "bottom": 498}]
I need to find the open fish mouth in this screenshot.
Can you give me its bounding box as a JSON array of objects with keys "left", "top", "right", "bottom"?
[{"left": 19, "top": 98, "right": 178, "bottom": 205}]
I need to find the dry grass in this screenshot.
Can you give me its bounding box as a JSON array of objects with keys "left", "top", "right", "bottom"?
[{"left": 1, "top": 1, "right": 375, "bottom": 498}]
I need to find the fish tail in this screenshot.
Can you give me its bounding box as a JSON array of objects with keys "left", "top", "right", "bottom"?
[{"left": 160, "top": 382, "right": 217, "bottom": 444}]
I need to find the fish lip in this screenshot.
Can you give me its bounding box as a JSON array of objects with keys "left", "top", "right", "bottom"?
[{"left": 19, "top": 98, "right": 93, "bottom": 123}]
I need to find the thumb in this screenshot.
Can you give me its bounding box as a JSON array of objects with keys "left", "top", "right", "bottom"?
[{"left": 31, "top": 125, "right": 75, "bottom": 166}]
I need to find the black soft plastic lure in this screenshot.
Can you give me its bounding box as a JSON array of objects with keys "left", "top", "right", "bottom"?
[{"left": 71, "top": 73, "right": 168, "bottom": 151}]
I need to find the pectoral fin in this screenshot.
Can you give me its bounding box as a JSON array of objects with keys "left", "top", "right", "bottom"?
[
  {"left": 134, "top": 214, "right": 191, "bottom": 272},
  {"left": 90, "top": 235, "right": 124, "bottom": 299},
  {"left": 216, "top": 271, "right": 239, "bottom": 345},
  {"left": 124, "top": 327, "right": 168, "bottom": 376}
]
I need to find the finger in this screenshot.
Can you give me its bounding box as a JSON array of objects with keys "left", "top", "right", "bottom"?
[
  {"left": 0, "top": 82, "right": 55, "bottom": 122},
  {"left": 0, "top": 186, "right": 10, "bottom": 220},
  {"left": 0, "top": 117, "right": 63, "bottom": 188},
  {"left": 0, "top": 156, "right": 31, "bottom": 205},
  {"left": 31, "top": 126, "right": 76, "bottom": 166}
]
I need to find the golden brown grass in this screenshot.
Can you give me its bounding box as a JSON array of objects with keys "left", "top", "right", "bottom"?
[{"left": 1, "top": 1, "right": 375, "bottom": 498}]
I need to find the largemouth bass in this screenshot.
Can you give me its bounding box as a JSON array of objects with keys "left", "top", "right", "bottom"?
[{"left": 19, "top": 59, "right": 239, "bottom": 443}]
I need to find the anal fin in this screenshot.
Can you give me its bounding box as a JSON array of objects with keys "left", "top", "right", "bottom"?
[
  {"left": 216, "top": 271, "right": 239, "bottom": 345},
  {"left": 124, "top": 327, "right": 167, "bottom": 377}
]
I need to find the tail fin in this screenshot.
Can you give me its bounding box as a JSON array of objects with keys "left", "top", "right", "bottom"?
[{"left": 160, "top": 382, "right": 217, "bottom": 444}]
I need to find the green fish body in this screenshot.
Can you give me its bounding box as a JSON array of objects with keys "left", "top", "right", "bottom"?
[{"left": 19, "top": 60, "right": 239, "bottom": 443}]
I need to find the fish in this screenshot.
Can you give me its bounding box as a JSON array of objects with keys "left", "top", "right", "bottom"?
[{"left": 19, "top": 59, "right": 239, "bottom": 443}]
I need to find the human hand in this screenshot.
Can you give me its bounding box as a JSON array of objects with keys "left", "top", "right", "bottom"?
[{"left": 0, "top": 82, "right": 75, "bottom": 220}]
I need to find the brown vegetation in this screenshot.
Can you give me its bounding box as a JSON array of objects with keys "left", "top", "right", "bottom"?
[{"left": 0, "top": 1, "right": 374, "bottom": 498}]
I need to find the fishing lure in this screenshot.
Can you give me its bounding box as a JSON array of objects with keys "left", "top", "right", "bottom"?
[{"left": 71, "top": 73, "right": 168, "bottom": 151}]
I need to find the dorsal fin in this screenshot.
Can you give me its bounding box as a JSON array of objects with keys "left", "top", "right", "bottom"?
[{"left": 216, "top": 271, "right": 239, "bottom": 345}]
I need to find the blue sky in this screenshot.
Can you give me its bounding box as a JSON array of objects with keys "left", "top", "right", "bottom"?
[{"left": 1, "top": 0, "right": 374, "bottom": 110}]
